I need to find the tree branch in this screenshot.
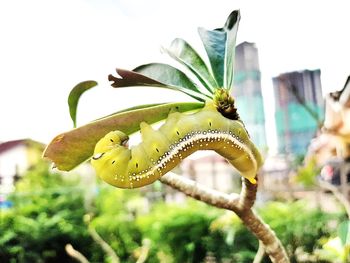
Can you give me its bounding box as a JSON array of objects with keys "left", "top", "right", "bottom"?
[
  {"left": 159, "top": 173, "right": 290, "bottom": 263},
  {"left": 238, "top": 178, "right": 258, "bottom": 211},
  {"left": 159, "top": 173, "right": 240, "bottom": 212},
  {"left": 237, "top": 209, "right": 289, "bottom": 263}
]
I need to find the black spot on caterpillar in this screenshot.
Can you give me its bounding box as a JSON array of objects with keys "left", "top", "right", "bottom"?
[{"left": 91, "top": 102, "right": 263, "bottom": 188}]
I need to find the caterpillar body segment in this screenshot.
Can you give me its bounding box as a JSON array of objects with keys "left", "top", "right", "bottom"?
[
  {"left": 95, "top": 147, "right": 131, "bottom": 188},
  {"left": 139, "top": 122, "right": 172, "bottom": 163},
  {"left": 91, "top": 102, "right": 263, "bottom": 188}
]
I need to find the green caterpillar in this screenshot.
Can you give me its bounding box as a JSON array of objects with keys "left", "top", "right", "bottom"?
[{"left": 91, "top": 102, "right": 263, "bottom": 189}]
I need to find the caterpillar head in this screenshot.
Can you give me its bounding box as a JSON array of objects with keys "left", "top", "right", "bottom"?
[{"left": 94, "top": 130, "right": 129, "bottom": 155}]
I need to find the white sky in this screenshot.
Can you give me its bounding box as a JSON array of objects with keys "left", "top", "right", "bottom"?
[{"left": 1, "top": 0, "right": 350, "bottom": 154}]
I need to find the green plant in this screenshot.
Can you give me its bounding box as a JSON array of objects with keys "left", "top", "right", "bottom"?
[
  {"left": 43, "top": 10, "right": 289, "bottom": 262},
  {"left": 0, "top": 161, "right": 93, "bottom": 262},
  {"left": 316, "top": 219, "right": 350, "bottom": 263},
  {"left": 136, "top": 201, "right": 222, "bottom": 262},
  {"left": 0, "top": 161, "right": 150, "bottom": 263},
  {"left": 259, "top": 201, "right": 338, "bottom": 262},
  {"left": 89, "top": 187, "right": 145, "bottom": 262}
]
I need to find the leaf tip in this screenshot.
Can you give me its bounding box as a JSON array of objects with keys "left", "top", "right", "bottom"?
[
  {"left": 225, "top": 10, "right": 241, "bottom": 30},
  {"left": 68, "top": 80, "right": 98, "bottom": 128}
]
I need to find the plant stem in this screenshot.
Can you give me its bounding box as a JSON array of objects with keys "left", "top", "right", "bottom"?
[
  {"left": 253, "top": 241, "right": 265, "bottom": 263},
  {"left": 65, "top": 244, "right": 90, "bottom": 263},
  {"left": 88, "top": 226, "right": 120, "bottom": 263},
  {"left": 238, "top": 178, "right": 258, "bottom": 211},
  {"left": 160, "top": 173, "right": 240, "bottom": 211},
  {"left": 136, "top": 239, "right": 151, "bottom": 263},
  {"left": 160, "top": 173, "right": 290, "bottom": 263}
]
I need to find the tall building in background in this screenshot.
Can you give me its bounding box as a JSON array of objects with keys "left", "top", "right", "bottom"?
[
  {"left": 232, "top": 42, "right": 267, "bottom": 150},
  {"left": 273, "top": 69, "right": 324, "bottom": 155}
]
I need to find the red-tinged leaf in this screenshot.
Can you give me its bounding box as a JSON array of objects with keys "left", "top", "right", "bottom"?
[
  {"left": 109, "top": 65, "right": 208, "bottom": 102},
  {"left": 43, "top": 102, "right": 204, "bottom": 171},
  {"left": 108, "top": 68, "right": 162, "bottom": 87}
]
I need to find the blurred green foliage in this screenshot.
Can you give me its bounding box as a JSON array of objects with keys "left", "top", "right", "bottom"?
[
  {"left": 259, "top": 201, "right": 338, "bottom": 262},
  {"left": 294, "top": 158, "right": 320, "bottom": 187},
  {"left": 314, "top": 219, "right": 350, "bottom": 263},
  {"left": 136, "top": 201, "right": 224, "bottom": 262},
  {"left": 0, "top": 161, "right": 345, "bottom": 263},
  {"left": 0, "top": 162, "right": 94, "bottom": 262},
  {"left": 89, "top": 187, "right": 144, "bottom": 262}
]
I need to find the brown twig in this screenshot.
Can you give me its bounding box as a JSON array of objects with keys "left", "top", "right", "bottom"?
[
  {"left": 159, "top": 173, "right": 240, "bottom": 211},
  {"left": 160, "top": 173, "right": 290, "bottom": 263},
  {"left": 237, "top": 209, "right": 288, "bottom": 262},
  {"left": 238, "top": 178, "right": 258, "bottom": 211}
]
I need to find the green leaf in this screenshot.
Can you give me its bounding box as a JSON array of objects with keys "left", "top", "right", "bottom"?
[
  {"left": 164, "top": 38, "right": 218, "bottom": 92},
  {"left": 338, "top": 220, "right": 350, "bottom": 246},
  {"left": 198, "top": 28, "right": 226, "bottom": 87},
  {"left": 198, "top": 10, "right": 240, "bottom": 90},
  {"left": 134, "top": 63, "right": 202, "bottom": 94},
  {"left": 43, "top": 102, "right": 204, "bottom": 171},
  {"left": 68, "top": 81, "right": 98, "bottom": 128},
  {"left": 223, "top": 10, "right": 240, "bottom": 90},
  {"left": 109, "top": 66, "right": 208, "bottom": 102}
]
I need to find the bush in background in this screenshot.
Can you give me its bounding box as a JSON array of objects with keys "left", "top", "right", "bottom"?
[
  {"left": 0, "top": 162, "right": 94, "bottom": 262},
  {"left": 0, "top": 161, "right": 344, "bottom": 262}
]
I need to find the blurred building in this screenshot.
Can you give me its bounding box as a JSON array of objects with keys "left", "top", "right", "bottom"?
[
  {"left": 232, "top": 42, "right": 267, "bottom": 150},
  {"left": 273, "top": 69, "right": 324, "bottom": 155},
  {"left": 0, "top": 139, "right": 45, "bottom": 194}
]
